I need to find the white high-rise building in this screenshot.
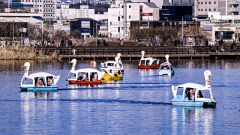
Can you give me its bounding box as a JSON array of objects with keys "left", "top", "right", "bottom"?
[
  {"left": 55, "top": 3, "right": 95, "bottom": 20},
  {"left": 131, "top": 0, "right": 164, "bottom": 8},
  {"left": 108, "top": 2, "right": 159, "bottom": 39},
  {"left": 194, "top": 0, "right": 218, "bottom": 17},
  {"left": 218, "top": 0, "right": 240, "bottom": 15},
  {"left": 14, "top": 0, "right": 57, "bottom": 21}
]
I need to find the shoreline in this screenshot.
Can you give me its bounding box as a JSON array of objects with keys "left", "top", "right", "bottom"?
[
  {"left": 1, "top": 46, "right": 240, "bottom": 60},
  {"left": 0, "top": 46, "right": 59, "bottom": 60}
]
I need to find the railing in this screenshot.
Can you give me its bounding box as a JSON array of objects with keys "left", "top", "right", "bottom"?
[{"left": 35, "top": 46, "right": 240, "bottom": 56}]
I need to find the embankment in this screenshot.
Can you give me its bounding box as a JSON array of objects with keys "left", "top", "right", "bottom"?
[{"left": 0, "top": 46, "right": 58, "bottom": 60}]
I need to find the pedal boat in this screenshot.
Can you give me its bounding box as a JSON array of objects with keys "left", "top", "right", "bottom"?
[
  {"left": 159, "top": 55, "right": 174, "bottom": 76},
  {"left": 138, "top": 51, "right": 159, "bottom": 69},
  {"left": 100, "top": 67, "right": 123, "bottom": 81},
  {"left": 20, "top": 62, "right": 60, "bottom": 91},
  {"left": 101, "top": 53, "right": 124, "bottom": 73},
  {"left": 67, "top": 59, "right": 104, "bottom": 85},
  {"left": 171, "top": 70, "right": 216, "bottom": 107}
]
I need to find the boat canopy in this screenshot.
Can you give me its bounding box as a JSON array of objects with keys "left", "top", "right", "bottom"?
[
  {"left": 27, "top": 72, "right": 56, "bottom": 78},
  {"left": 160, "top": 62, "right": 172, "bottom": 67},
  {"left": 73, "top": 68, "right": 101, "bottom": 74},
  {"left": 175, "top": 83, "right": 208, "bottom": 90},
  {"left": 139, "top": 57, "right": 159, "bottom": 65},
  {"left": 172, "top": 83, "right": 214, "bottom": 100}
]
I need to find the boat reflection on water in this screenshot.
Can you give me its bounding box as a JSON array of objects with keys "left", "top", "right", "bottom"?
[
  {"left": 67, "top": 80, "right": 121, "bottom": 89},
  {"left": 171, "top": 106, "right": 214, "bottom": 135},
  {"left": 20, "top": 90, "right": 59, "bottom": 99},
  {"left": 20, "top": 90, "right": 60, "bottom": 135},
  {"left": 159, "top": 75, "right": 172, "bottom": 84},
  {"left": 67, "top": 83, "right": 102, "bottom": 88}
]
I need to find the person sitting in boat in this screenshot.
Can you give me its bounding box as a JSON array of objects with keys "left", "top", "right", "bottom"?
[
  {"left": 78, "top": 73, "right": 88, "bottom": 81},
  {"left": 186, "top": 88, "right": 195, "bottom": 100},
  {"left": 91, "top": 73, "right": 98, "bottom": 81},
  {"left": 47, "top": 78, "right": 52, "bottom": 86},
  {"left": 36, "top": 79, "right": 45, "bottom": 87},
  {"left": 197, "top": 90, "right": 204, "bottom": 98}
]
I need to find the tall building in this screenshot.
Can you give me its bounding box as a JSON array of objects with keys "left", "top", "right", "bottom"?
[
  {"left": 131, "top": 0, "right": 164, "bottom": 8},
  {"left": 55, "top": 3, "right": 95, "bottom": 20},
  {"left": 108, "top": 2, "right": 159, "bottom": 39},
  {"left": 12, "top": 0, "right": 57, "bottom": 21},
  {"left": 225, "top": 0, "right": 240, "bottom": 15},
  {"left": 195, "top": 0, "right": 240, "bottom": 17},
  {"left": 194, "top": 0, "right": 218, "bottom": 18},
  {"left": 171, "top": 0, "right": 194, "bottom": 6},
  {"left": 163, "top": 0, "right": 195, "bottom": 17}
]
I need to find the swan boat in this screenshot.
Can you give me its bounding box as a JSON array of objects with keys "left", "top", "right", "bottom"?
[
  {"left": 67, "top": 59, "right": 104, "bottom": 85},
  {"left": 100, "top": 53, "right": 123, "bottom": 81},
  {"left": 20, "top": 62, "right": 60, "bottom": 91},
  {"left": 138, "top": 51, "right": 159, "bottom": 69},
  {"left": 100, "top": 67, "right": 123, "bottom": 81},
  {"left": 171, "top": 70, "right": 216, "bottom": 107},
  {"left": 101, "top": 53, "right": 124, "bottom": 73},
  {"left": 159, "top": 55, "right": 174, "bottom": 76}
]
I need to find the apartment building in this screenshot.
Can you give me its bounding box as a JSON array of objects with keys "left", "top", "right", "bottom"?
[
  {"left": 108, "top": 2, "right": 159, "bottom": 39},
  {"left": 194, "top": 0, "right": 218, "bottom": 18},
  {"left": 12, "top": 0, "right": 56, "bottom": 21},
  {"left": 55, "top": 3, "right": 95, "bottom": 20},
  {"left": 195, "top": 0, "right": 240, "bottom": 18}
]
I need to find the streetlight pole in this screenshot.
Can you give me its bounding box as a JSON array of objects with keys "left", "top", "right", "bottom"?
[
  {"left": 95, "top": 21, "right": 98, "bottom": 46},
  {"left": 182, "top": 16, "right": 184, "bottom": 46}
]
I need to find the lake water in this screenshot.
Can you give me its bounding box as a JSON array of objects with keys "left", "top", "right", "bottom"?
[{"left": 0, "top": 59, "right": 239, "bottom": 135}]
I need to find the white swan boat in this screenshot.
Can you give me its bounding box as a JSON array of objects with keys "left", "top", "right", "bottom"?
[
  {"left": 138, "top": 51, "right": 159, "bottom": 69},
  {"left": 67, "top": 59, "right": 104, "bottom": 85},
  {"left": 100, "top": 53, "right": 123, "bottom": 81},
  {"left": 159, "top": 55, "right": 174, "bottom": 76},
  {"left": 171, "top": 70, "right": 216, "bottom": 107},
  {"left": 20, "top": 62, "right": 60, "bottom": 91},
  {"left": 101, "top": 53, "right": 124, "bottom": 73}
]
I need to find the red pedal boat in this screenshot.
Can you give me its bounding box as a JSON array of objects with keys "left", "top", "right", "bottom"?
[
  {"left": 138, "top": 51, "right": 159, "bottom": 69},
  {"left": 67, "top": 59, "right": 104, "bottom": 85}
]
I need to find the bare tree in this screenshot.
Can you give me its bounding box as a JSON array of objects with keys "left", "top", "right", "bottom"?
[
  {"left": 52, "top": 30, "right": 67, "bottom": 46},
  {"left": 70, "top": 31, "right": 82, "bottom": 39},
  {"left": 27, "top": 24, "right": 42, "bottom": 45},
  {"left": 130, "top": 27, "right": 178, "bottom": 46}
]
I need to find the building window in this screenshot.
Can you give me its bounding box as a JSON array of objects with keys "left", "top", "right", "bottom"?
[
  {"left": 234, "top": 12, "right": 239, "bottom": 15},
  {"left": 201, "top": 9, "right": 203, "bottom": 11},
  {"left": 129, "top": 5, "right": 131, "bottom": 8},
  {"left": 201, "top": 2, "right": 203, "bottom": 4},
  {"left": 198, "top": 9, "right": 200, "bottom": 11},
  {"left": 122, "top": 5, "right": 123, "bottom": 8},
  {"left": 110, "top": 21, "right": 112, "bottom": 25},
  {"left": 214, "top": 1, "right": 216, "bottom": 4},
  {"left": 118, "top": 16, "right": 120, "bottom": 21},
  {"left": 118, "top": 27, "right": 120, "bottom": 32},
  {"left": 129, "top": 15, "right": 131, "bottom": 19},
  {"left": 122, "top": 16, "right": 123, "bottom": 19},
  {"left": 214, "top": 8, "right": 216, "bottom": 11},
  {"left": 209, "top": 2, "right": 211, "bottom": 4},
  {"left": 198, "top": 2, "right": 200, "bottom": 4},
  {"left": 205, "top": 9, "right": 207, "bottom": 11},
  {"left": 209, "top": 9, "right": 211, "bottom": 11},
  {"left": 205, "top": 2, "right": 207, "bottom": 4}
]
